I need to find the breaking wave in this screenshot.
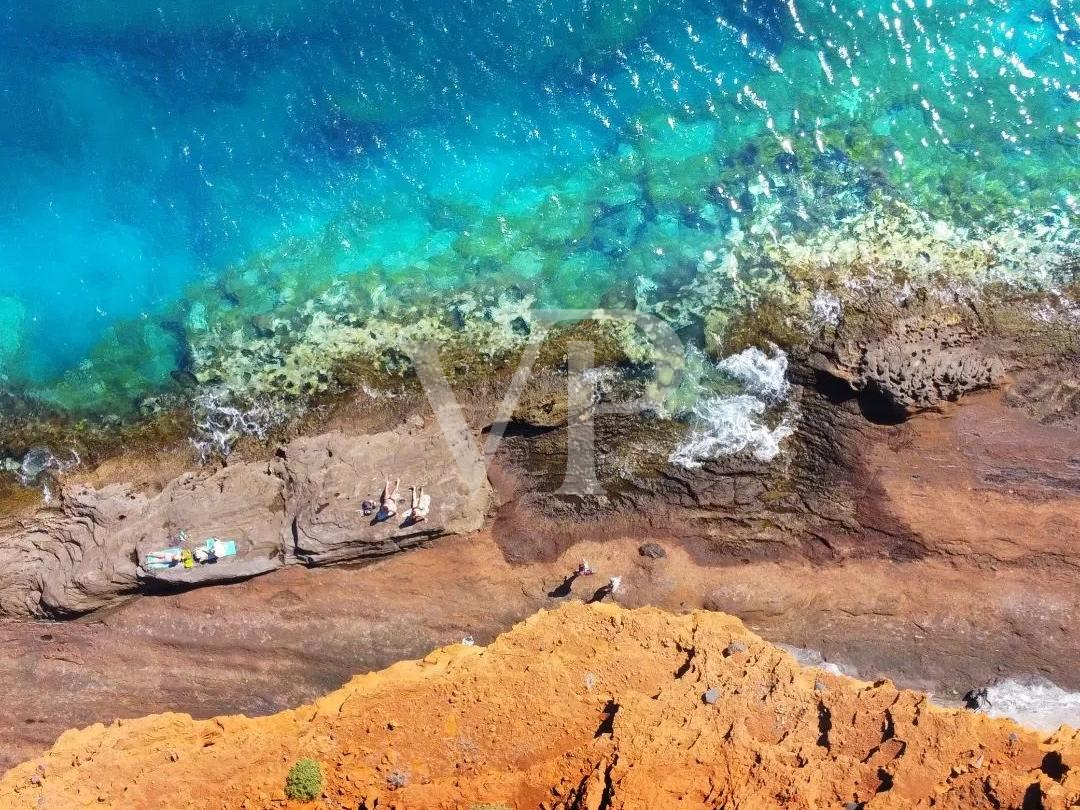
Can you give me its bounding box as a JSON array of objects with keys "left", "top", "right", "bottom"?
[
  {"left": 669, "top": 345, "right": 795, "bottom": 468},
  {"left": 716, "top": 345, "right": 791, "bottom": 403}
]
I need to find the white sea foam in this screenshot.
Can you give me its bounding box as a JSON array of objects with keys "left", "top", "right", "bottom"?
[
  {"left": 777, "top": 644, "right": 859, "bottom": 678},
  {"left": 669, "top": 394, "right": 795, "bottom": 468},
  {"left": 190, "top": 387, "right": 293, "bottom": 461},
  {"left": 716, "top": 344, "right": 791, "bottom": 402},
  {"left": 979, "top": 677, "right": 1080, "bottom": 733},
  {"left": 807, "top": 289, "right": 843, "bottom": 329},
  {"left": 669, "top": 346, "right": 795, "bottom": 468}
]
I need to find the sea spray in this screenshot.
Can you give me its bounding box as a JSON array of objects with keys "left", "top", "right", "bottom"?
[
  {"left": 190, "top": 388, "right": 294, "bottom": 461},
  {"left": 978, "top": 677, "right": 1080, "bottom": 734},
  {"left": 668, "top": 345, "right": 795, "bottom": 468}
]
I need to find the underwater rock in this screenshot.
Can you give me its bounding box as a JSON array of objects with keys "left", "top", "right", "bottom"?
[
  {"left": 638, "top": 115, "right": 721, "bottom": 204},
  {"left": 0, "top": 296, "right": 25, "bottom": 373}
]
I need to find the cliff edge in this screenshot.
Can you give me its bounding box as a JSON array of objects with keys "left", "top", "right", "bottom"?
[{"left": 2, "top": 603, "right": 1078, "bottom": 809}]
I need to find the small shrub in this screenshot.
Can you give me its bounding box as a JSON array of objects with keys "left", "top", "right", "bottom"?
[{"left": 284, "top": 758, "right": 322, "bottom": 802}]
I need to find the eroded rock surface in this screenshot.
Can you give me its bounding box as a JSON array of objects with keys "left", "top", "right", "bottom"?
[
  {"left": 809, "top": 295, "right": 1006, "bottom": 418},
  {"left": 0, "top": 421, "right": 491, "bottom": 617},
  {"left": 2, "top": 604, "right": 1077, "bottom": 810},
  {"left": 489, "top": 290, "right": 1078, "bottom": 571},
  {"left": 282, "top": 426, "right": 487, "bottom": 565}
]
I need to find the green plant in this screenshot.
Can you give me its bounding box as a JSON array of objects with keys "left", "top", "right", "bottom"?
[{"left": 284, "top": 758, "right": 323, "bottom": 802}]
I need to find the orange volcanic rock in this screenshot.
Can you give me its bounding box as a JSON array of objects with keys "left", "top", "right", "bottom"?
[{"left": 2, "top": 603, "right": 1078, "bottom": 810}]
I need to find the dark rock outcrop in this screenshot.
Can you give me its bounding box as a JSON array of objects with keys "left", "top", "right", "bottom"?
[{"left": 808, "top": 294, "right": 1006, "bottom": 418}]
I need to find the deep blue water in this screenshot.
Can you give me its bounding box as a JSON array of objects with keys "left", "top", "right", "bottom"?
[{"left": 0, "top": 0, "right": 1076, "bottom": 417}]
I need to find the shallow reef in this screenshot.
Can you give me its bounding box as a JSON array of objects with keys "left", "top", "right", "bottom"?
[{"left": 0, "top": 0, "right": 1077, "bottom": 475}]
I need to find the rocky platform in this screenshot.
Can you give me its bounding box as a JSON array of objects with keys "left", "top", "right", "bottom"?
[
  {"left": 0, "top": 421, "right": 490, "bottom": 617},
  {"left": 2, "top": 603, "right": 1078, "bottom": 809},
  {"left": 0, "top": 289, "right": 1077, "bottom": 778}
]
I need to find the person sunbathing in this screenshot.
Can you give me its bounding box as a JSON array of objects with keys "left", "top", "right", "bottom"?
[
  {"left": 403, "top": 485, "right": 431, "bottom": 524},
  {"left": 376, "top": 476, "right": 399, "bottom": 522}
]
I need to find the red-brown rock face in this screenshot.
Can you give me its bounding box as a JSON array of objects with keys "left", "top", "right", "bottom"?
[{"left": 1, "top": 603, "right": 1077, "bottom": 810}]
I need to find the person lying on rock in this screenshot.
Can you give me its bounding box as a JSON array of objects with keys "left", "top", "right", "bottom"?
[
  {"left": 376, "top": 476, "right": 399, "bottom": 522},
  {"left": 403, "top": 485, "right": 431, "bottom": 525},
  {"left": 192, "top": 544, "right": 218, "bottom": 565}
]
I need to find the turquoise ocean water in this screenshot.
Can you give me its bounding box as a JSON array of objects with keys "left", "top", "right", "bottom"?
[{"left": 0, "top": 0, "right": 1076, "bottom": 432}]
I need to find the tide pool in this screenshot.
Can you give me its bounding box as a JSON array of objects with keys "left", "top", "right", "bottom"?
[{"left": 0, "top": 0, "right": 1076, "bottom": 425}]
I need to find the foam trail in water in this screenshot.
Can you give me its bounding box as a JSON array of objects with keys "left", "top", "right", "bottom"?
[
  {"left": 716, "top": 344, "right": 790, "bottom": 402},
  {"left": 669, "top": 346, "right": 795, "bottom": 468},
  {"left": 777, "top": 644, "right": 858, "bottom": 678},
  {"left": 979, "top": 677, "right": 1080, "bottom": 733}
]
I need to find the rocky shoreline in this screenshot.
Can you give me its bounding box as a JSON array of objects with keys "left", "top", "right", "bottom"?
[
  {"left": 3, "top": 284, "right": 1077, "bottom": 618},
  {"left": 0, "top": 285, "right": 1077, "bottom": 777}
]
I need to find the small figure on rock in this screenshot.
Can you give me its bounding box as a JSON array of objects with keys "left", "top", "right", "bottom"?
[
  {"left": 376, "top": 476, "right": 399, "bottom": 522},
  {"left": 403, "top": 485, "right": 431, "bottom": 525},
  {"left": 548, "top": 559, "right": 594, "bottom": 598},
  {"left": 963, "top": 686, "right": 992, "bottom": 711},
  {"left": 588, "top": 575, "right": 622, "bottom": 604}
]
